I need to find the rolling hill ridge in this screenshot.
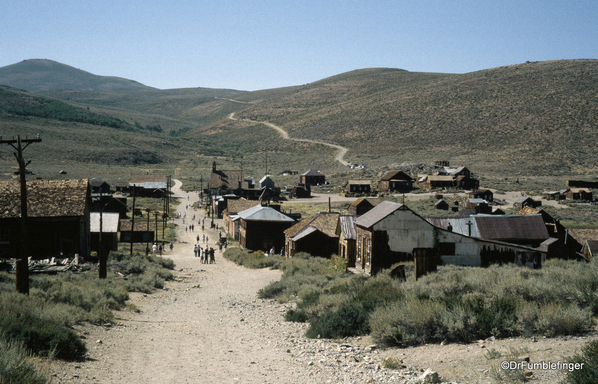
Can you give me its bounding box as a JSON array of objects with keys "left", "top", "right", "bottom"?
[{"left": 0, "top": 59, "right": 597, "bottom": 181}]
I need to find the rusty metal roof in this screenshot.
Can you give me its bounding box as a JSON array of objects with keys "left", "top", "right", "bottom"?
[
  {"left": 0, "top": 179, "right": 89, "bottom": 219},
  {"left": 474, "top": 214, "right": 548, "bottom": 241}
]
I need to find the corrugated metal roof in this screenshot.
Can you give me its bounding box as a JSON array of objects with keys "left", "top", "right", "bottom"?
[
  {"left": 475, "top": 214, "right": 548, "bottom": 241},
  {"left": 237, "top": 205, "right": 295, "bottom": 222},
  {"left": 90, "top": 212, "right": 120, "bottom": 233},
  {"left": 354, "top": 200, "right": 403, "bottom": 228}
]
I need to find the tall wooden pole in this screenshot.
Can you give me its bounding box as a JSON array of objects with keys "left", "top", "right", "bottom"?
[
  {"left": 0, "top": 134, "right": 42, "bottom": 295},
  {"left": 99, "top": 193, "right": 106, "bottom": 278},
  {"left": 130, "top": 186, "right": 136, "bottom": 256}
]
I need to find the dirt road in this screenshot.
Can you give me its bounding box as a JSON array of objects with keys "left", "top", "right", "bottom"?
[
  {"left": 228, "top": 113, "right": 349, "bottom": 166},
  {"left": 47, "top": 180, "right": 593, "bottom": 384}
]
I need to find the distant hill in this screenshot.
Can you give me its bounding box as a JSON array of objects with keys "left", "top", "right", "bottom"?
[
  {"left": 0, "top": 59, "right": 597, "bottom": 183},
  {"left": 0, "top": 59, "right": 154, "bottom": 92},
  {"left": 228, "top": 60, "right": 598, "bottom": 176}
]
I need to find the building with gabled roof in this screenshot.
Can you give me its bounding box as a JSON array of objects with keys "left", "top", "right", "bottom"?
[
  {"left": 284, "top": 212, "right": 340, "bottom": 258},
  {"left": 207, "top": 162, "right": 246, "bottom": 194},
  {"left": 0, "top": 179, "right": 91, "bottom": 259},
  {"left": 300, "top": 170, "right": 325, "bottom": 186},
  {"left": 222, "top": 200, "right": 261, "bottom": 240},
  {"left": 342, "top": 180, "right": 372, "bottom": 195},
  {"left": 378, "top": 170, "right": 414, "bottom": 193},
  {"left": 347, "top": 198, "right": 380, "bottom": 216},
  {"left": 237, "top": 205, "right": 295, "bottom": 251},
  {"left": 354, "top": 201, "right": 545, "bottom": 275}
]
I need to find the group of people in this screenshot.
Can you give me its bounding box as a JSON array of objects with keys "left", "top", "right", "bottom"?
[{"left": 194, "top": 244, "right": 215, "bottom": 264}]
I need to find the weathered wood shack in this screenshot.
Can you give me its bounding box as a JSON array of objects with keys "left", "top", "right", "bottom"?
[
  {"left": 347, "top": 198, "right": 380, "bottom": 216},
  {"left": 342, "top": 180, "right": 372, "bottom": 195},
  {"left": 237, "top": 205, "right": 295, "bottom": 252},
  {"left": 300, "top": 170, "right": 325, "bottom": 186},
  {"left": 0, "top": 179, "right": 91, "bottom": 259},
  {"left": 378, "top": 170, "right": 414, "bottom": 193},
  {"left": 284, "top": 212, "right": 340, "bottom": 258}
]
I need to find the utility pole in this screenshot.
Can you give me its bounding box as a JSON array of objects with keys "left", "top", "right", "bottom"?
[
  {"left": 99, "top": 193, "right": 106, "bottom": 279},
  {"left": 130, "top": 186, "right": 136, "bottom": 256},
  {"left": 0, "top": 134, "right": 42, "bottom": 294}
]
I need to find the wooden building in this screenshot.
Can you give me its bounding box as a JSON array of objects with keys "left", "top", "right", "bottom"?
[
  {"left": 378, "top": 170, "right": 414, "bottom": 193},
  {"left": 222, "top": 200, "right": 261, "bottom": 240},
  {"left": 0, "top": 179, "right": 91, "bottom": 259},
  {"left": 434, "top": 199, "right": 449, "bottom": 210},
  {"left": 129, "top": 174, "right": 169, "bottom": 198},
  {"left": 207, "top": 162, "right": 246, "bottom": 195},
  {"left": 354, "top": 201, "right": 545, "bottom": 275},
  {"left": 237, "top": 205, "right": 295, "bottom": 252},
  {"left": 347, "top": 198, "right": 380, "bottom": 216},
  {"left": 119, "top": 219, "right": 155, "bottom": 244},
  {"left": 417, "top": 175, "right": 455, "bottom": 190},
  {"left": 284, "top": 212, "right": 340, "bottom": 258},
  {"left": 468, "top": 188, "right": 494, "bottom": 202},
  {"left": 90, "top": 180, "right": 111, "bottom": 194},
  {"left": 342, "top": 180, "right": 372, "bottom": 195},
  {"left": 513, "top": 196, "right": 542, "bottom": 210},
  {"left": 565, "top": 188, "right": 593, "bottom": 201},
  {"left": 338, "top": 215, "right": 357, "bottom": 267},
  {"left": 300, "top": 170, "right": 325, "bottom": 186}
]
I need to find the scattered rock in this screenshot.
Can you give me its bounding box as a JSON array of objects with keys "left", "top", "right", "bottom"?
[{"left": 418, "top": 368, "right": 441, "bottom": 383}]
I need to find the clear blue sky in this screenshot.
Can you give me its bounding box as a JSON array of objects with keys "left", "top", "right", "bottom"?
[{"left": 1, "top": 0, "right": 596, "bottom": 91}]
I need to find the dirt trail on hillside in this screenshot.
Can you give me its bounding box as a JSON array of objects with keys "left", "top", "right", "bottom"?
[{"left": 228, "top": 112, "right": 349, "bottom": 166}]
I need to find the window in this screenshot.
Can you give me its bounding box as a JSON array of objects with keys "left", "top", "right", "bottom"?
[{"left": 439, "top": 242, "right": 455, "bottom": 255}]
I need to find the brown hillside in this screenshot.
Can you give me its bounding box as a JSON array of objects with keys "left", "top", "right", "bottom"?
[{"left": 230, "top": 60, "right": 598, "bottom": 175}]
